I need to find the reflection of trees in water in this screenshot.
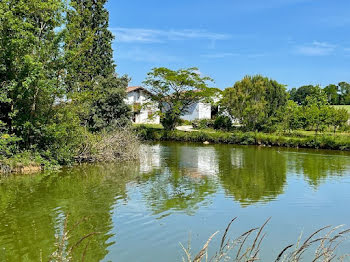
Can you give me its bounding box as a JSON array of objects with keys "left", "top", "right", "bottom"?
[
  {"left": 217, "top": 146, "right": 287, "bottom": 206},
  {"left": 139, "top": 143, "right": 219, "bottom": 215},
  {"left": 285, "top": 150, "right": 350, "bottom": 187},
  {"left": 0, "top": 164, "right": 140, "bottom": 261},
  {"left": 1, "top": 144, "right": 350, "bottom": 261}
]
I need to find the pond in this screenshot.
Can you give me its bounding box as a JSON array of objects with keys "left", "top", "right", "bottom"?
[{"left": 0, "top": 142, "right": 350, "bottom": 261}]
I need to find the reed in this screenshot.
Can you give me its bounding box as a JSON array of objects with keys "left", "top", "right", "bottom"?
[{"left": 181, "top": 218, "right": 350, "bottom": 262}]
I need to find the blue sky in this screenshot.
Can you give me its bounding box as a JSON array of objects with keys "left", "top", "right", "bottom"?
[{"left": 107, "top": 0, "right": 350, "bottom": 90}]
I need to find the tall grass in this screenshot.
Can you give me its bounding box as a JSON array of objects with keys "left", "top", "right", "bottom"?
[{"left": 181, "top": 218, "right": 350, "bottom": 262}]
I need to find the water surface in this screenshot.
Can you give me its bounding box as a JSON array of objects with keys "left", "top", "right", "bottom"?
[{"left": 1, "top": 142, "right": 350, "bottom": 261}]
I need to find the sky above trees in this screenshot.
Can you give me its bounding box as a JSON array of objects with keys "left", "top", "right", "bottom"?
[{"left": 107, "top": 0, "right": 350, "bottom": 90}]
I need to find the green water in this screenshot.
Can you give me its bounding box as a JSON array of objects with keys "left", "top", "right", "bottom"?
[{"left": 1, "top": 142, "right": 350, "bottom": 261}]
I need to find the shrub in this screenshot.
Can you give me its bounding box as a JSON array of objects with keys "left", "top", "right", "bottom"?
[
  {"left": 214, "top": 115, "right": 232, "bottom": 131},
  {"left": 76, "top": 127, "right": 140, "bottom": 163},
  {"left": 192, "top": 119, "right": 214, "bottom": 129}
]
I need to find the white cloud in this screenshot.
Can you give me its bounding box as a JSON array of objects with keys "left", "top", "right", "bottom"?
[
  {"left": 294, "top": 41, "right": 336, "bottom": 56},
  {"left": 110, "top": 27, "right": 231, "bottom": 43}
]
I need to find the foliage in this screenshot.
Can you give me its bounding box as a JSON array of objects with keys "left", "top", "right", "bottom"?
[
  {"left": 0, "top": 133, "right": 21, "bottom": 158},
  {"left": 87, "top": 75, "right": 131, "bottom": 132},
  {"left": 291, "top": 82, "right": 350, "bottom": 105},
  {"left": 329, "top": 107, "right": 349, "bottom": 133},
  {"left": 135, "top": 125, "right": 350, "bottom": 151},
  {"left": 324, "top": 84, "right": 339, "bottom": 105},
  {"left": 143, "top": 67, "right": 215, "bottom": 130},
  {"left": 289, "top": 85, "right": 322, "bottom": 105},
  {"left": 65, "top": 0, "right": 115, "bottom": 93},
  {"left": 0, "top": 0, "right": 66, "bottom": 148},
  {"left": 213, "top": 115, "right": 232, "bottom": 131},
  {"left": 221, "top": 75, "right": 288, "bottom": 132},
  {"left": 279, "top": 100, "right": 303, "bottom": 132},
  {"left": 0, "top": 0, "right": 134, "bottom": 169},
  {"left": 192, "top": 119, "right": 214, "bottom": 129}
]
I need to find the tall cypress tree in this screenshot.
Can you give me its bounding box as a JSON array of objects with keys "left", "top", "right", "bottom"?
[
  {"left": 65, "top": 0, "right": 130, "bottom": 130},
  {"left": 65, "top": 0, "right": 115, "bottom": 92}
]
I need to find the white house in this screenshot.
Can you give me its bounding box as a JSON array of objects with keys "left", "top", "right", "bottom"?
[
  {"left": 181, "top": 102, "right": 212, "bottom": 121},
  {"left": 125, "top": 86, "right": 160, "bottom": 124},
  {"left": 125, "top": 86, "right": 212, "bottom": 124}
]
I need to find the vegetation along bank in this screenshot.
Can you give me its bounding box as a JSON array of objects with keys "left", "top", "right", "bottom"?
[{"left": 135, "top": 125, "right": 350, "bottom": 151}]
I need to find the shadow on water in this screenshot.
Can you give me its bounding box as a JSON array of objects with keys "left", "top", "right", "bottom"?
[{"left": 1, "top": 142, "right": 350, "bottom": 261}]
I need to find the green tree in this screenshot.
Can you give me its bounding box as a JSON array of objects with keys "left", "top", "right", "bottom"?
[
  {"left": 323, "top": 84, "right": 339, "bottom": 105},
  {"left": 221, "top": 75, "right": 288, "bottom": 131},
  {"left": 304, "top": 90, "right": 330, "bottom": 134},
  {"left": 0, "top": 0, "right": 65, "bottom": 147},
  {"left": 65, "top": 0, "right": 131, "bottom": 131},
  {"left": 289, "top": 85, "right": 321, "bottom": 105},
  {"left": 280, "top": 100, "right": 303, "bottom": 132},
  {"left": 338, "top": 82, "right": 350, "bottom": 105},
  {"left": 328, "top": 107, "right": 349, "bottom": 133},
  {"left": 87, "top": 75, "right": 131, "bottom": 132},
  {"left": 143, "top": 67, "right": 215, "bottom": 130},
  {"left": 65, "top": 0, "right": 115, "bottom": 93}
]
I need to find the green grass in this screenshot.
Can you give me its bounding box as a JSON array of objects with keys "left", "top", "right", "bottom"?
[
  {"left": 132, "top": 123, "right": 163, "bottom": 129},
  {"left": 332, "top": 105, "right": 350, "bottom": 113}
]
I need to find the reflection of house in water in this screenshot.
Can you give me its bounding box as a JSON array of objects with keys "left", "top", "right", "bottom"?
[
  {"left": 231, "top": 148, "right": 244, "bottom": 168},
  {"left": 179, "top": 146, "right": 219, "bottom": 178},
  {"left": 139, "top": 144, "right": 162, "bottom": 173}
]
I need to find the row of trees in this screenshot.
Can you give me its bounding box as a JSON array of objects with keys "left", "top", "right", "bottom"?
[
  {"left": 290, "top": 82, "right": 350, "bottom": 105},
  {"left": 144, "top": 71, "right": 349, "bottom": 133},
  {"left": 0, "top": 0, "right": 131, "bottom": 164},
  {"left": 222, "top": 76, "right": 349, "bottom": 133}
]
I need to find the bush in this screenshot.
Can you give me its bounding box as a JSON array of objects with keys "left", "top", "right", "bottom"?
[
  {"left": 76, "top": 127, "right": 140, "bottom": 163},
  {"left": 214, "top": 115, "right": 232, "bottom": 131},
  {"left": 0, "top": 133, "right": 21, "bottom": 158},
  {"left": 192, "top": 119, "right": 214, "bottom": 129}
]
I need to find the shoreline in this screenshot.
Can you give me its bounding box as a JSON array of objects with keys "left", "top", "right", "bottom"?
[{"left": 135, "top": 125, "right": 350, "bottom": 151}]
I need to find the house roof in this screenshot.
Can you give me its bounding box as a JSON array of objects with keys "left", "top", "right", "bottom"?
[{"left": 126, "top": 86, "right": 153, "bottom": 95}]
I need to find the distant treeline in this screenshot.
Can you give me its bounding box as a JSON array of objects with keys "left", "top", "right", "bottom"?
[{"left": 289, "top": 82, "right": 350, "bottom": 105}]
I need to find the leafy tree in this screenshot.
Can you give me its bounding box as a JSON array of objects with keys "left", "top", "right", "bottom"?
[
  {"left": 328, "top": 107, "right": 349, "bottom": 133},
  {"left": 0, "top": 0, "right": 66, "bottom": 148},
  {"left": 304, "top": 91, "right": 330, "bottom": 134},
  {"left": 87, "top": 75, "right": 131, "bottom": 132},
  {"left": 221, "top": 75, "right": 288, "bottom": 131},
  {"left": 324, "top": 84, "right": 339, "bottom": 105},
  {"left": 143, "top": 67, "right": 215, "bottom": 130},
  {"left": 280, "top": 100, "right": 303, "bottom": 132},
  {"left": 338, "top": 82, "right": 350, "bottom": 105},
  {"left": 289, "top": 85, "right": 322, "bottom": 105}
]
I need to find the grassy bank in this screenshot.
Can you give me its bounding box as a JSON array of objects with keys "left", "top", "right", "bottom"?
[{"left": 134, "top": 125, "right": 350, "bottom": 151}]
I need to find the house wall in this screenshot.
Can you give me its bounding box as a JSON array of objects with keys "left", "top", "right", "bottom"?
[
  {"left": 198, "top": 102, "right": 211, "bottom": 119},
  {"left": 181, "top": 102, "right": 211, "bottom": 121},
  {"left": 181, "top": 103, "right": 199, "bottom": 121},
  {"left": 125, "top": 90, "right": 160, "bottom": 124}
]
